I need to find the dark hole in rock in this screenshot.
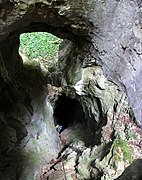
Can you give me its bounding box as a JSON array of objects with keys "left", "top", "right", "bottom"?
[
  {"left": 53, "top": 94, "right": 98, "bottom": 147},
  {"left": 53, "top": 93, "right": 86, "bottom": 130}
]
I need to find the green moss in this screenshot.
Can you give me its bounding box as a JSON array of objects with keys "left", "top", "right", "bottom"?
[
  {"left": 25, "top": 151, "right": 41, "bottom": 164},
  {"left": 31, "top": 139, "right": 36, "bottom": 145},
  {"left": 31, "top": 153, "right": 40, "bottom": 163},
  {"left": 113, "top": 138, "right": 133, "bottom": 163}
]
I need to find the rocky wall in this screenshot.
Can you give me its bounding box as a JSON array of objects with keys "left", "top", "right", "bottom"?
[{"left": 0, "top": 0, "right": 142, "bottom": 179}]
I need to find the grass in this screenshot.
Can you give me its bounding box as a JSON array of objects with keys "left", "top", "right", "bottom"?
[{"left": 19, "top": 32, "right": 62, "bottom": 60}]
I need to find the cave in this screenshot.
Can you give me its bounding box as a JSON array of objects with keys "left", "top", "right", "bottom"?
[
  {"left": 53, "top": 93, "right": 86, "bottom": 130},
  {"left": 19, "top": 32, "right": 62, "bottom": 61},
  {"left": 0, "top": 1, "right": 142, "bottom": 180}
]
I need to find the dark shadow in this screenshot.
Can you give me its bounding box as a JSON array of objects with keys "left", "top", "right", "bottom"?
[
  {"left": 116, "top": 159, "right": 142, "bottom": 180},
  {"left": 53, "top": 93, "right": 86, "bottom": 130},
  {"left": 53, "top": 93, "right": 98, "bottom": 147}
]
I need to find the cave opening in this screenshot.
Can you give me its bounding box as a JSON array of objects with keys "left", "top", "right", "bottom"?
[
  {"left": 53, "top": 93, "right": 86, "bottom": 131},
  {"left": 0, "top": 3, "right": 95, "bottom": 179},
  {"left": 19, "top": 32, "right": 62, "bottom": 61}
]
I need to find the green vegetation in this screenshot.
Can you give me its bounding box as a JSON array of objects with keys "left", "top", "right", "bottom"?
[
  {"left": 30, "top": 152, "right": 40, "bottom": 163},
  {"left": 125, "top": 124, "right": 138, "bottom": 141},
  {"left": 113, "top": 137, "right": 133, "bottom": 163},
  {"left": 32, "top": 139, "right": 37, "bottom": 145},
  {"left": 19, "top": 32, "right": 62, "bottom": 60}
]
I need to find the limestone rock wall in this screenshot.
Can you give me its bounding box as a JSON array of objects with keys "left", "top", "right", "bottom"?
[
  {"left": 0, "top": 0, "right": 142, "bottom": 179},
  {"left": 0, "top": 0, "right": 142, "bottom": 125},
  {"left": 0, "top": 51, "right": 59, "bottom": 179}
]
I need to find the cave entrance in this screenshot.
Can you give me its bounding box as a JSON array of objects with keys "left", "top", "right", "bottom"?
[
  {"left": 53, "top": 94, "right": 86, "bottom": 131},
  {"left": 19, "top": 32, "right": 62, "bottom": 61},
  {"left": 53, "top": 93, "right": 96, "bottom": 146}
]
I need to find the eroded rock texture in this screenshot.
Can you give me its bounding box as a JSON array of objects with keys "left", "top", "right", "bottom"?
[{"left": 0, "top": 0, "right": 142, "bottom": 179}]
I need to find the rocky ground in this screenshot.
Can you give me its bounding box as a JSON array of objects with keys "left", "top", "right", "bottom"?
[
  {"left": 38, "top": 66, "right": 142, "bottom": 179},
  {"left": 39, "top": 110, "right": 142, "bottom": 180}
]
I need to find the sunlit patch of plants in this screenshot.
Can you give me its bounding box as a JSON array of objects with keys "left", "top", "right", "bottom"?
[
  {"left": 113, "top": 135, "right": 134, "bottom": 163},
  {"left": 19, "top": 32, "right": 62, "bottom": 60}
]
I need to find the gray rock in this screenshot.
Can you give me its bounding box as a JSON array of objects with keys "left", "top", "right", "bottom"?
[
  {"left": 0, "top": 0, "right": 142, "bottom": 179},
  {"left": 116, "top": 159, "right": 142, "bottom": 180}
]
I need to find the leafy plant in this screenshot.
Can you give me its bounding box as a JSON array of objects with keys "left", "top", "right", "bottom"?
[
  {"left": 19, "top": 32, "right": 62, "bottom": 60},
  {"left": 113, "top": 137, "right": 133, "bottom": 163}
]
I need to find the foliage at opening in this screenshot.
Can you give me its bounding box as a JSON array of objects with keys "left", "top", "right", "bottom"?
[
  {"left": 19, "top": 32, "right": 62, "bottom": 60},
  {"left": 113, "top": 137, "right": 134, "bottom": 163}
]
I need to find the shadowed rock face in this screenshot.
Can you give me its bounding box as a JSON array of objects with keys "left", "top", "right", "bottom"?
[
  {"left": 116, "top": 159, "right": 142, "bottom": 180},
  {"left": 0, "top": 0, "right": 141, "bottom": 125},
  {"left": 0, "top": 0, "right": 142, "bottom": 179}
]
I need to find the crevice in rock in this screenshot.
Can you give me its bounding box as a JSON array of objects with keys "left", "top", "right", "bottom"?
[
  {"left": 53, "top": 93, "right": 86, "bottom": 130},
  {"left": 53, "top": 93, "right": 102, "bottom": 147}
]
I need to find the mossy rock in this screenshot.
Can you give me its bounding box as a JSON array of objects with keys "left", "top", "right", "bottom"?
[{"left": 113, "top": 138, "right": 133, "bottom": 163}]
